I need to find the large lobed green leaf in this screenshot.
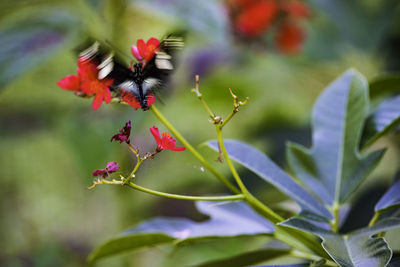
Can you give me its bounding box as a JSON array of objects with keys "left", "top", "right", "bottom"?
[
  {"left": 88, "top": 201, "right": 274, "bottom": 263},
  {"left": 361, "top": 95, "right": 400, "bottom": 149},
  {"left": 281, "top": 216, "right": 400, "bottom": 267},
  {"left": 375, "top": 181, "right": 400, "bottom": 213},
  {"left": 286, "top": 69, "right": 385, "bottom": 207}
]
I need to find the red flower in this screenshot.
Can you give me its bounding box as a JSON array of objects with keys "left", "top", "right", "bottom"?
[
  {"left": 57, "top": 74, "right": 80, "bottom": 91},
  {"left": 121, "top": 91, "right": 155, "bottom": 110},
  {"left": 131, "top": 38, "right": 160, "bottom": 63},
  {"left": 150, "top": 126, "right": 185, "bottom": 152},
  {"left": 78, "top": 58, "right": 114, "bottom": 110},
  {"left": 276, "top": 21, "right": 305, "bottom": 54},
  {"left": 280, "top": 0, "right": 310, "bottom": 18},
  {"left": 92, "top": 161, "right": 119, "bottom": 178},
  {"left": 57, "top": 58, "right": 114, "bottom": 110},
  {"left": 234, "top": 0, "right": 278, "bottom": 38},
  {"left": 111, "top": 121, "right": 132, "bottom": 144}
]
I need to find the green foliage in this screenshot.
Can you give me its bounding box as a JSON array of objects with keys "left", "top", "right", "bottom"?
[
  {"left": 88, "top": 201, "right": 274, "bottom": 263},
  {"left": 88, "top": 233, "right": 175, "bottom": 263},
  {"left": 287, "top": 70, "right": 385, "bottom": 207},
  {"left": 207, "top": 139, "right": 332, "bottom": 220},
  {"left": 282, "top": 217, "right": 400, "bottom": 267}
]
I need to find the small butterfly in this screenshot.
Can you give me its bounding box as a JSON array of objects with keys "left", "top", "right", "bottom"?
[{"left": 79, "top": 35, "right": 184, "bottom": 110}]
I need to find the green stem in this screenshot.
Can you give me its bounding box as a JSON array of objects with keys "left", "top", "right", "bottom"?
[
  {"left": 101, "top": 179, "right": 245, "bottom": 201},
  {"left": 369, "top": 211, "right": 381, "bottom": 227},
  {"left": 150, "top": 105, "right": 240, "bottom": 194},
  {"left": 195, "top": 92, "right": 215, "bottom": 119},
  {"left": 291, "top": 250, "right": 337, "bottom": 267},
  {"left": 216, "top": 126, "right": 248, "bottom": 194},
  {"left": 331, "top": 202, "right": 339, "bottom": 232},
  {"left": 220, "top": 109, "right": 236, "bottom": 129}
]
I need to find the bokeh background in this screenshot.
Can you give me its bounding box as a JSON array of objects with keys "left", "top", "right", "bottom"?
[{"left": 1, "top": 0, "right": 400, "bottom": 266}]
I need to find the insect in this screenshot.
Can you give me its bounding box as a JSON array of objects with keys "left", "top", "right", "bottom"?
[{"left": 79, "top": 35, "right": 184, "bottom": 110}]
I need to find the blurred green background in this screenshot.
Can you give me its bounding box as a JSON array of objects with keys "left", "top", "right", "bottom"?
[{"left": 1, "top": 0, "right": 400, "bottom": 266}]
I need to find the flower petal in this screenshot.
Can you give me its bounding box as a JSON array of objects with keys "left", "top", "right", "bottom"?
[
  {"left": 136, "top": 39, "right": 147, "bottom": 60},
  {"left": 144, "top": 38, "right": 160, "bottom": 62},
  {"left": 92, "top": 168, "right": 107, "bottom": 177},
  {"left": 131, "top": 45, "right": 143, "bottom": 61},
  {"left": 103, "top": 87, "right": 111, "bottom": 104},
  {"left": 57, "top": 75, "right": 80, "bottom": 91},
  {"left": 150, "top": 126, "right": 162, "bottom": 145},
  {"left": 147, "top": 94, "right": 156, "bottom": 106},
  {"left": 106, "top": 161, "right": 119, "bottom": 173},
  {"left": 170, "top": 146, "right": 186, "bottom": 151},
  {"left": 92, "top": 93, "right": 103, "bottom": 110}
]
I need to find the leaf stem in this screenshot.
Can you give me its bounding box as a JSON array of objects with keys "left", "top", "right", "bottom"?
[
  {"left": 150, "top": 105, "right": 240, "bottom": 194},
  {"left": 369, "top": 211, "right": 381, "bottom": 227},
  {"left": 216, "top": 126, "right": 248, "bottom": 194},
  {"left": 331, "top": 202, "right": 340, "bottom": 232},
  {"left": 191, "top": 75, "right": 215, "bottom": 119},
  {"left": 291, "top": 250, "right": 337, "bottom": 266},
  {"left": 95, "top": 178, "right": 245, "bottom": 201}
]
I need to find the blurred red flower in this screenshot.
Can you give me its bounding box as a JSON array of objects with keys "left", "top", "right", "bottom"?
[
  {"left": 150, "top": 126, "right": 186, "bottom": 152},
  {"left": 228, "top": 0, "right": 310, "bottom": 54},
  {"left": 276, "top": 22, "right": 305, "bottom": 54},
  {"left": 57, "top": 74, "right": 80, "bottom": 92},
  {"left": 57, "top": 58, "right": 114, "bottom": 110},
  {"left": 234, "top": 0, "right": 278, "bottom": 38},
  {"left": 131, "top": 38, "right": 160, "bottom": 63}
]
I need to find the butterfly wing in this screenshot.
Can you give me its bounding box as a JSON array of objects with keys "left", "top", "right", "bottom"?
[{"left": 140, "top": 35, "right": 184, "bottom": 98}]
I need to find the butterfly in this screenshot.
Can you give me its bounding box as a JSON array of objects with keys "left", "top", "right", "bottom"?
[{"left": 79, "top": 35, "right": 184, "bottom": 110}]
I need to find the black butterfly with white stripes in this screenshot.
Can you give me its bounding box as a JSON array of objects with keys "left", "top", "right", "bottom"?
[{"left": 79, "top": 35, "right": 184, "bottom": 110}]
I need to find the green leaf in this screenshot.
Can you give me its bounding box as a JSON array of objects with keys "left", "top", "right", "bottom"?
[
  {"left": 286, "top": 69, "right": 385, "bottom": 206},
  {"left": 88, "top": 233, "right": 174, "bottom": 263},
  {"left": 88, "top": 201, "right": 274, "bottom": 263},
  {"left": 376, "top": 181, "right": 400, "bottom": 212},
  {"left": 0, "top": 9, "right": 80, "bottom": 89},
  {"left": 281, "top": 217, "right": 400, "bottom": 267},
  {"left": 194, "top": 248, "right": 291, "bottom": 267},
  {"left": 206, "top": 139, "right": 332, "bottom": 220},
  {"left": 361, "top": 95, "right": 400, "bottom": 149}
]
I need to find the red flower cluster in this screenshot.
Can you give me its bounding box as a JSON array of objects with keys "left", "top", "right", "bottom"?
[
  {"left": 150, "top": 126, "right": 186, "bottom": 152},
  {"left": 131, "top": 38, "right": 160, "bottom": 64},
  {"left": 228, "top": 0, "right": 310, "bottom": 54},
  {"left": 57, "top": 58, "right": 114, "bottom": 110}
]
